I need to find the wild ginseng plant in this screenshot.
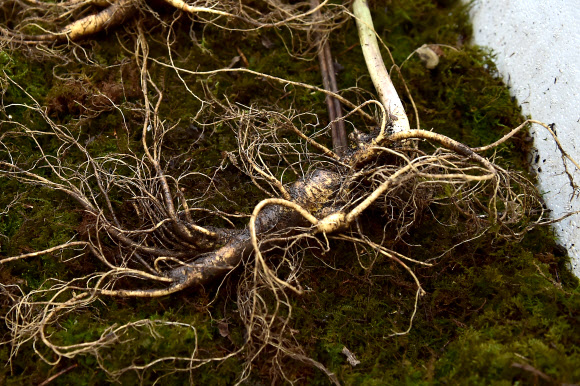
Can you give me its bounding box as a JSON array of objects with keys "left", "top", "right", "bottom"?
[{"left": 0, "top": 0, "right": 573, "bottom": 383}]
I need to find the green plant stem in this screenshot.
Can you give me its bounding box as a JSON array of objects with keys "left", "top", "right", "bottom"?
[{"left": 353, "top": 0, "right": 410, "bottom": 133}]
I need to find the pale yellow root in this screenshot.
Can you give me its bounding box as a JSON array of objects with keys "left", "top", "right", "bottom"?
[
  {"left": 162, "top": 0, "right": 235, "bottom": 18},
  {"left": 61, "top": 0, "right": 136, "bottom": 40}
]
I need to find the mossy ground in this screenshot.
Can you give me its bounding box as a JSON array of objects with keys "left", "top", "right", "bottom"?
[{"left": 1, "top": 0, "right": 579, "bottom": 384}]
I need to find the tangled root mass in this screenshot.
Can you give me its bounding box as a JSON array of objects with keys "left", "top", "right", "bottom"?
[{"left": 0, "top": 0, "right": 569, "bottom": 383}]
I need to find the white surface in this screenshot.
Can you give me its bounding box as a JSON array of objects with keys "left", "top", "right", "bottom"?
[{"left": 468, "top": 0, "right": 580, "bottom": 276}]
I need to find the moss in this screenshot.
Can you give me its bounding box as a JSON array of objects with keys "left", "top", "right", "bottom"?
[{"left": 1, "top": 0, "right": 580, "bottom": 385}]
